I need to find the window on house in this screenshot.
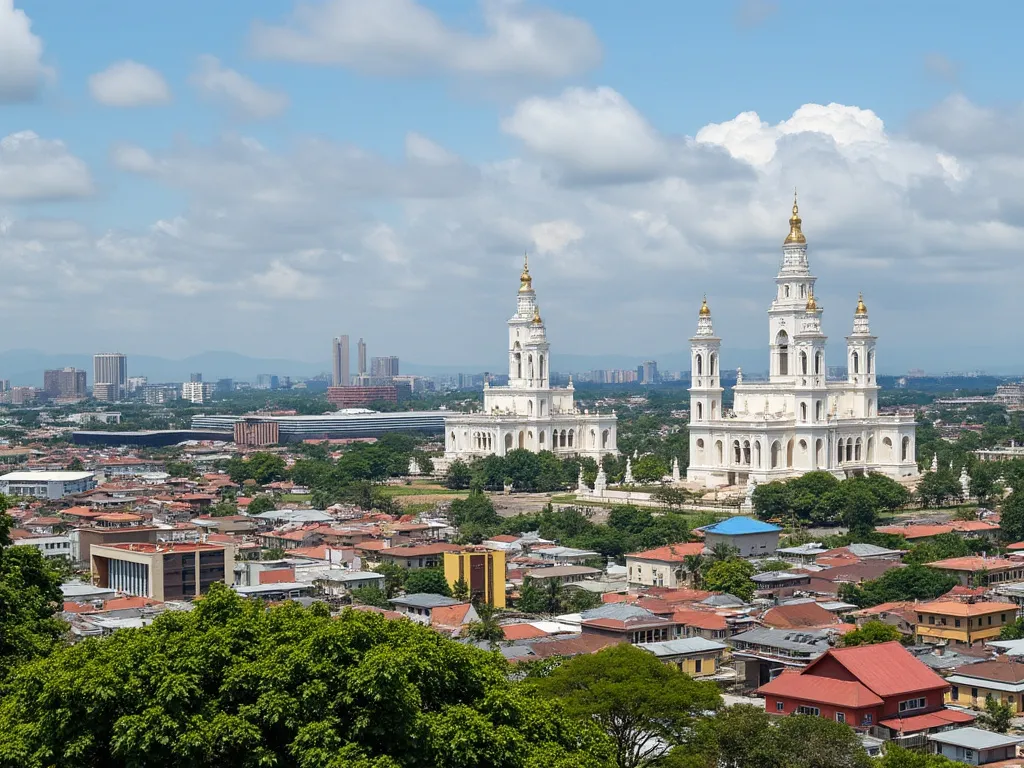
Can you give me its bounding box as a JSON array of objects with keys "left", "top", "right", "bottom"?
[
  {"left": 929, "top": 616, "right": 935, "bottom": 624},
  {"left": 898, "top": 698, "right": 926, "bottom": 713},
  {"left": 694, "top": 659, "right": 702, "bottom": 674},
  {"left": 972, "top": 688, "right": 979, "bottom": 698},
  {"left": 835, "top": 712, "right": 845, "bottom": 723},
  {"left": 1003, "top": 614, "right": 1007, "bottom": 622},
  {"left": 862, "top": 714, "right": 872, "bottom": 725},
  {"left": 776, "top": 702, "right": 784, "bottom": 712},
  {"left": 955, "top": 619, "right": 961, "bottom": 628},
  {"left": 796, "top": 706, "right": 820, "bottom": 716},
  {"left": 989, "top": 616, "right": 993, "bottom": 625},
  {"left": 918, "top": 615, "right": 923, "bottom": 623},
  {"left": 951, "top": 686, "right": 959, "bottom": 700}
]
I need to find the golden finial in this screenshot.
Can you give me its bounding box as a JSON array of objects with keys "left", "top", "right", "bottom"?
[
  {"left": 699, "top": 294, "right": 711, "bottom": 316},
  {"left": 519, "top": 250, "right": 533, "bottom": 293},
  {"left": 784, "top": 189, "right": 806, "bottom": 245},
  {"left": 855, "top": 292, "right": 868, "bottom": 315},
  {"left": 532, "top": 304, "right": 542, "bottom": 324},
  {"left": 806, "top": 288, "right": 817, "bottom": 311}
]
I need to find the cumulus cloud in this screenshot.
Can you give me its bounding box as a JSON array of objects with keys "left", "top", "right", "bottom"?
[
  {"left": 0, "top": 131, "right": 93, "bottom": 201},
  {"left": 5, "top": 95, "right": 1024, "bottom": 370},
  {"left": 88, "top": 60, "right": 171, "bottom": 107},
  {"left": 249, "top": 0, "right": 600, "bottom": 80},
  {"left": 0, "top": 0, "right": 49, "bottom": 102},
  {"left": 190, "top": 55, "right": 289, "bottom": 120}
]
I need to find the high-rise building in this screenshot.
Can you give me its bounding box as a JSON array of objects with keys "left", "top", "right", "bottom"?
[
  {"left": 43, "top": 367, "right": 87, "bottom": 399},
  {"left": 215, "top": 378, "right": 234, "bottom": 393},
  {"left": 357, "top": 338, "right": 367, "bottom": 376},
  {"left": 189, "top": 373, "right": 203, "bottom": 383},
  {"left": 370, "top": 356, "right": 399, "bottom": 379},
  {"left": 93, "top": 353, "right": 127, "bottom": 401},
  {"left": 332, "top": 335, "right": 350, "bottom": 387},
  {"left": 641, "top": 360, "right": 659, "bottom": 385},
  {"left": 127, "top": 376, "right": 148, "bottom": 393},
  {"left": 255, "top": 374, "right": 279, "bottom": 390},
  {"left": 182, "top": 381, "right": 214, "bottom": 404}
]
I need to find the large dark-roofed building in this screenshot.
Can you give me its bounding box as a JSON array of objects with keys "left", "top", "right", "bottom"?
[
  {"left": 72, "top": 429, "right": 233, "bottom": 447},
  {"left": 190, "top": 410, "right": 445, "bottom": 442}
]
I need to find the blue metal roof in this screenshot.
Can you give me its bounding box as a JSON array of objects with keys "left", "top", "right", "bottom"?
[{"left": 703, "top": 516, "right": 781, "bottom": 535}]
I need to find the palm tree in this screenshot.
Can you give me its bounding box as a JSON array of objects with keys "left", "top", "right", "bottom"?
[
  {"left": 452, "top": 578, "right": 470, "bottom": 602},
  {"left": 708, "top": 543, "right": 738, "bottom": 563},
  {"left": 466, "top": 602, "right": 505, "bottom": 648},
  {"left": 682, "top": 554, "right": 704, "bottom": 588},
  {"left": 543, "top": 578, "right": 565, "bottom": 613}
]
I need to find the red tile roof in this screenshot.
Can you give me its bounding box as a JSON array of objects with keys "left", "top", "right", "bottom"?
[
  {"left": 527, "top": 634, "right": 621, "bottom": 659},
  {"left": 1007, "top": 541, "right": 1024, "bottom": 551},
  {"left": 379, "top": 543, "right": 463, "bottom": 557},
  {"left": 672, "top": 610, "right": 728, "bottom": 631},
  {"left": 878, "top": 708, "right": 975, "bottom": 734},
  {"left": 758, "top": 670, "right": 883, "bottom": 708},
  {"left": 102, "top": 596, "right": 162, "bottom": 610},
  {"left": 500, "top": 623, "right": 549, "bottom": 640},
  {"left": 761, "top": 602, "right": 840, "bottom": 629},
  {"left": 626, "top": 543, "right": 705, "bottom": 562},
  {"left": 928, "top": 556, "right": 1020, "bottom": 572},
  {"left": 807, "top": 642, "right": 948, "bottom": 698},
  {"left": 430, "top": 604, "right": 474, "bottom": 629}
]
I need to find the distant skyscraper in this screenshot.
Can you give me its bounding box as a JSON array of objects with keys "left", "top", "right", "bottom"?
[
  {"left": 370, "top": 356, "right": 399, "bottom": 379},
  {"left": 43, "top": 367, "right": 87, "bottom": 399},
  {"left": 255, "top": 374, "right": 279, "bottom": 390},
  {"left": 332, "top": 335, "right": 350, "bottom": 387},
  {"left": 641, "top": 360, "right": 659, "bottom": 385},
  {"left": 190, "top": 372, "right": 203, "bottom": 383},
  {"left": 357, "top": 338, "right": 367, "bottom": 376},
  {"left": 93, "top": 353, "right": 127, "bottom": 401}
]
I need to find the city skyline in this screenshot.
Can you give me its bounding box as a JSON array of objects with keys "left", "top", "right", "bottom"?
[{"left": 2, "top": 1, "right": 1024, "bottom": 371}]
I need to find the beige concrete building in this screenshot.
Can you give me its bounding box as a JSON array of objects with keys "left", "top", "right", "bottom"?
[{"left": 91, "top": 541, "right": 233, "bottom": 601}]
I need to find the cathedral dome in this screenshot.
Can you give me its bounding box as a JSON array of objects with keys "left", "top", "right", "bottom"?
[
  {"left": 855, "top": 293, "right": 868, "bottom": 315},
  {"left": 519, "top": 253, "right": 533, "bottom": 293},
  {"left": 784, "top": 193, "right": 806, "bottom": 245},
  {"left": 699, "top": 296, "right": 711, "bottom": 316}
]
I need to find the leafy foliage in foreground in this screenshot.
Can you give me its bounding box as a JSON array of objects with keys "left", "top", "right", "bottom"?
[{"left": 0, "top": 584, "right": 611, "bottom": 768}]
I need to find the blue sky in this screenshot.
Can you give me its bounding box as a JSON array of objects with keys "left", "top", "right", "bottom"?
[{"left": 2, "top": 0, "right": 1024, "bottom": 374}]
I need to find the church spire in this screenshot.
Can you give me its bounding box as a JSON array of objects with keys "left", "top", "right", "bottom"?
[
  {"left": 519, "top": 251, "right": 533, "bottom": 293},
  {"left": 784, "top": 190, "right": 806, "bottom": 245}
]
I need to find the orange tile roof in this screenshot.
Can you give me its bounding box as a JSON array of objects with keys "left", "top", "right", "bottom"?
[
  {"left": 878, "top": 708, "right": 975, "bottom": 734},
  {"left": 928, "top": 556, "right": 1020, "bottom": 572},
  {"left": 761, "top": 602, "right": 841, "bottom": 629},
  {"left": 626, "top": 543, "right": 705, "bottom": 562},
  {"left": 916, "top": 599, "right": 1017, "bottom": 616},
  {"left": 672, "top": 610, "right": 728, "bottom": 630},
  {"left": 102, "top": 596, "right": 162, "bottom": 610},
  {"left": 500, "top": 623, "right": 549, "bottom": 640},
  {"left": 430, "top": 604, "right": 473, "bottom": 629}
]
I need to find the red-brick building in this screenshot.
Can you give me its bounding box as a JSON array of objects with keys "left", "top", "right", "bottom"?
[
  {"left": 326, "top": 386, "right": 398, "bottom": 408},
  {"left": 757, "top": 642, "right": 975, "bottom": 738}
]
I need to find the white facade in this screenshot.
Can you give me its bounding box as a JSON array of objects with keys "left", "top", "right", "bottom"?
[
  {"left": 687, "top": 198, "right": 917, "bottom": 488},
  {"left": 444, "top": 257, "right": 617, "bottom": 461},
  {"left": 0, "top": 470, "right": 97, "bottom": 499},
  {"left": 15, "top": 534, "right": 73, "bottom": 559},
  {"left": 181, "top": 381, "right": 214, "bottom": 404}
]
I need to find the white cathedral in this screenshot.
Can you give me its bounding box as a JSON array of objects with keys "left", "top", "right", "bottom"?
[
  {"left": 686, "top": 197, "right": 918, "bottom": 488},
  {"left": 444, "top": 257, "right": 617, "bottom": 461}
]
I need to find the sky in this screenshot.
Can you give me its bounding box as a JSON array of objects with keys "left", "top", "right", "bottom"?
[{"left": 2, "top": 0, "right": 1024, "bottom": 374}]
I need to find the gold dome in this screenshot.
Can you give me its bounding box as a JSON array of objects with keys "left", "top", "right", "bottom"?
[
  {"left": 806, "top": 290, "right": 817, "bottom": 311},
  {"left": 855, "top": 293, "right": 868, "bottom": 315},
  {"left": 532, "top": 304, "right": 542, "bottom": 324},
  {"left": 784, "top": 191, "right": 806, "bottom": 245},
  {"left": 519, "top": 252, "right": 533, "bottom": 293},
  {"left": 699, "top": 295, "right": 711, "bottom": 316}
]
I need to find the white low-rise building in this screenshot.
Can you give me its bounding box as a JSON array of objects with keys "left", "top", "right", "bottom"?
[
  {"left": 14, "top": 534, "right": 73, "bottom": 559},
  {"left": 0, "top": 470, "right": 96, "bottom": 499}
]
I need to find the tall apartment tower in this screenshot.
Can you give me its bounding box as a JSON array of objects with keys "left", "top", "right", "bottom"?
[
  {"left": 93, "top": 353, "right": 128, "bottom": 401},
  {"left": 332, "top": 335, "right": 350, "bottom": 387},
  {"left": 370, "top": 356, "right": 399, "bottom": 379},
  {"left": 357, "top": 338, "right": 367, "bottom": 376},
  {"left": 43, "top": 367, "right": 87, "bottom": 399}
]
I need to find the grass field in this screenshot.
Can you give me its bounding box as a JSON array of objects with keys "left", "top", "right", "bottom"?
[
  {"left": 280, "top": 493, "right": 312, "bottom": 502},
  {"left": 378, "top": 484, "right": 465, "bottom": 497}
]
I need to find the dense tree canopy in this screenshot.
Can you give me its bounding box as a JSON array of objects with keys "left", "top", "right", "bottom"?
[
  {"left": 840, "top": 621, "right": 905, "bottom": 647},
  {"left": 0, "top": 584, "right": 612, "bottom": 768},
  {"left": 752, "top": 472, "right": 909, "bottom": 527},
  {"left": 839, "top": 565, "right": 957, "bottom": 608},
  {"left": 402, "top": 568, "right": 452, "bottom": 597},
  {"left": 701, "top": 558, "right": 755, "bottom": 602}
]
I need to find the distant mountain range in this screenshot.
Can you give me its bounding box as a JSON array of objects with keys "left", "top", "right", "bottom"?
[{"left": 0, "top": 346, "right": 1018, "bottom": 387}]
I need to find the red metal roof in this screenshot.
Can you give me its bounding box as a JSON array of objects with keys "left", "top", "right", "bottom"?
[
  {"left": 761, "top": 602, "right": 840, "bottom": 629},
  {"left": 757, "top": 670, "right": 883, "bottom": 708},
  {"left": 625, "top": 543, "right": 705, "bottom": 562},
  {"left": 878, "top": 708, "right": 975, "bottom": 734},
  {"left": 807, "top": 642, "right": 948, "bottom": 698}
]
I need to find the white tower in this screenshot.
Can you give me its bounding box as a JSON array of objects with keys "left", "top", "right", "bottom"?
[
  {"left": 768, "top": 194, "right": 817, "bottom": 382},
  {"left": 689, "top": 296, "right": 722, "bottom": 425},
  {"left": 845, "top": 293, "right": 878, "bottom": 418},
  {"left": 508, "top": 254, "right": 551, "bottom": 415}
]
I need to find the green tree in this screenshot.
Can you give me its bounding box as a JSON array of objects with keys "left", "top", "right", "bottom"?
[
  {"left": 876, "top": 745, "right": 971, "bottom": 767},
  {"left": 980, "top": 694, "right": 1013, "bottom": 733},
  {"left": 67, "top": 457, "right": 84, "bottom": 471},
  {"left": 751, "top": 481, "right": 791, "bottom": 520},
  {"left": 563, "top": 588, "right": 602, "bottom": 613},
  {"left": 840, "top": 482, "right": 880, "bottom": 536},
  {"left": 841, "top": 620, "right": 905, "bottom": 646},
  {"left": 374, "top": 562, "right": 406, "bottom": 599},
  {"left": 444, "top": 459, "right": 472, "bottom": 490},
  {"left": 1000, "top": 616, "right": 1024, "bottom": 640},
  {"left": 245, "top": 494, "right": 276, "bottom": 516},
  {"left": 261, "top": 547, "right": 286, "bottom": 561},
  {"left": 402, "top": 568, "right": 452, "bottom": 597},
  {"left": 451, "top": 577, "right": 469, "bottom": 602},
  {"left": 903, "top": 533, "right": 972, "bottom": 565},
  {"left": 1000, "top": 491, "right": 1024, "bottom": 543},
  {"left": 632, "top": 455, "right": 668, "bottom": 483},
  {"left": 840, "top": 565, "right": 957, "bottom": 608},
  {"left": 0, "top": 584, "right": 611, "bottom": 767},
  {"left": 651, "top": 486, "right": 689, "bottom": 509},
  {"left": 210, "top": 499, "right": 238, "bottom": 517},
  {"left": 465, "top": 602, "right": 505, "bottom": 648},
  {"left": 701, "top": 558, "right": 756, "bottom": 602},
  {"left": 165, "top": 460, "right": 197, "bottom": 479},
  {"left": 350, "top": 585, "right": 390, "bottom": 608},
  {"left": 516, "top": 576, "right": 549, "bottom": 614},
  {"left": 916, "top": 469, "right": 963, "bottom": 507},
  {"left": 0, "top": 504, "right": 66, "bottom": 677},
  {"left": 533, "top": 643, "right": 721, "bottom": 768}
]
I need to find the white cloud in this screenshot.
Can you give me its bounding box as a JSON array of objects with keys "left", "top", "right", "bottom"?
[
  {"left": 249, "top": 0, "right": 600, "bottom": 80},
  {"left": 248, "top": 259, "right": 322, "bottom": 298},
  {"left": 530, "top": 219, "right": 583, "bottom": 255},
  {"left": 0, "top": 131, "right": 93, "bottom": 201},
  {"left": 190, "top": 55, "right": 289, "bottom": 120},
  {"left": 0, "top": 0, "right": 49, "bottom": 102},
  {"left": 88, "top": 60, "right": 171, "bottom": 107},
  {"left": 503, "top": 87, "right": 666, "bottom": 182},
  {"left": 405, "top": 132, "right": 458, "bottom": 165}
]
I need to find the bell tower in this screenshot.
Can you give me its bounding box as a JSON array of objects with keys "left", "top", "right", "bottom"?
[
  {"left": 846, "top": 294, "right": 878, "bottom": 417},
  {"left": 769, "top": 193, "right": 818, "bottom": 382},
  {"left": 689, "top": 296, "right": 722, "bottom": 424}
]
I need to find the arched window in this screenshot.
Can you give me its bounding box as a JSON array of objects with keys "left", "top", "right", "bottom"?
[
  {"left": 449, "top": 431, "right": 456, "bottom": 448},
  {"left": 518, "top": 431, "right": 525, "bottom": 449},
  {"left": 815, "top": 400, "right": 823, "bottom": 420},
  {"left": 867, "top": 351, "right": 874, "bottom": 375},
  {"left": 846, "top": 440, "right": 854, "bottom": 463},
  {"left": 800, "top": 402, "right": 808, "bottom": 421},
  {"left": 696, "top": 354, "right": 703, "bottom": 376},
  {"left": 696, "top": 402, "right": 703, "bottom": 421},
  {"left": 568, "top": 430, "right": 574, "bottom": 447},
  {"left": 528, "top": 354, "right": 535, "bottom": 379},
  {"left": 527, "top": 400, "right": 533, "bottom": 416},
  {"left": 505, "top": 433, "right": 513, "bottom": 452},
  {"left": 539, "top": 431, "right": 545, "bottom": 445},
  {"left": 560, "top": 430, "right": 566, "bottom": 448},
  {"left": 855, "top": 437, "right": 862, "bottom": 461},
  {"left": 602, "top": 430, "right": 610, "bottom": 449},
  {"left": 540, "top": 400, "right": 546, "bottom": 417},
  {"left": 589, "top": 429, "right": 596, "bottom": 449},
  {"left": 715, "top": 440, "right": 724, "bottom": 465},
  {"left": 902, "top": 436, "right": 911, "bottom": 461},
  {"left": 883, "top": 436, "right": 893, "bottom": 459},
  {"left": 733, "top": 440, "right": 741, "bottom": 464},
  {"left": 696, "top": 438, "right": 705, "bottom": 456},
  {"left": 711, "top": 400, "right": 718, "bottom": 419},
  {"left": 815, "top": 352, "right": 823, "bottom": 375},
  {"left": 851, "top": 351, "right": 860, "bottom": 374},
  {"left": 754, "top": 441, "right": 762, "bottom": 468},
  {"left": 539, "top": 354, "right": 545, "bottom": 380},
  {"left": 837, "top": 438, "right": 845, "bottom": 463},
  {"left": 776, "top": 330, "right": 789, "bottom": 376},
  {"left": 867, "top": 399, "right": 874, "bottom": 417},
  {"left": 770, "top": 441, "right": 781, "bottom": 469},
  {"left": 515, "top": 352, "right": 522, "bottom": 379},
  {"left": 786, "top": 439, "right": 794, "bottom": 467},
  {"left": 800, "top": 284, "right": 806, "bottom": 298},
  {"left": 784, "top": 285, "right": 791, "bottom": 298},
  {"left": 867, "top": 437, "right": 874, "bottom": 462},
  {"left": 815, "top": 439, "right": 824, "bottom": 466},
  {"left": 710, "top": 353, "right": 717, "bottom": 376},
  {"left": 800, "top": 351, "right": 808, "bottom": 375},
  {"left": 743, "top": 440, "right": 751, "bottom": 465}
]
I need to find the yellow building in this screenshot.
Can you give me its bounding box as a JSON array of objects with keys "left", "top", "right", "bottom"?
[
  {"left": 636, "top": 637, "right": 727, "bottom": 677},
  {"left": 443, "top": 547, "right": 506, "bottom": 608},
  {"left": 915, "top": 600, "right": 1018, "bottom": 646},
  {"left": 946, "top": 658, "right": 1024, "bottom": 712}
]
